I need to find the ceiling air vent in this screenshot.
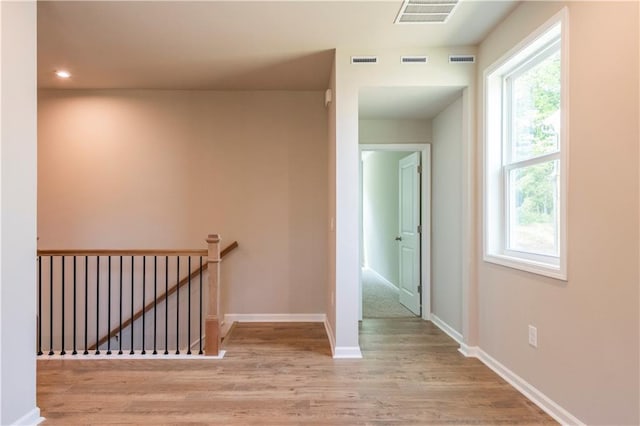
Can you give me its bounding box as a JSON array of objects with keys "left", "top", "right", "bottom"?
[
  {"left": 395, "top": 0, "right": 460, "bottom": 24},
  {"left": 351, "top": 56, "right": 378, "bottom": 64},
  {"left": 401, "top": 56, "right": 429, "bottom": 64},
  {"left": 449, "top": 55, "right": 476, "bottom": 64}
]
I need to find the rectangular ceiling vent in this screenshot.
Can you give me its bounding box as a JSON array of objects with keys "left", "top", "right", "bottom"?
[
  {"left": 395, "top": 0, "right": 460, "bottom": 24},
  {"left": 401, "top": 56, "right": 429, "bottom": 64},
  {"left": 351, "top": 56, "right": 378, "bottom": 64},
  {"left": 449, "top": 55, "right": 476, "bottom": 64}
]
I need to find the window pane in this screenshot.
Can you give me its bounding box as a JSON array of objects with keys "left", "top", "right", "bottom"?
[
  {"left": 511, "top": 48, "right": 561, "bottom": 162},
  {"left": 508, "top": 160, "right": 559, "bottom": 256}
]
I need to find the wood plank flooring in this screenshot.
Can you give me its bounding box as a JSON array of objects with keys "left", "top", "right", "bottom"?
[{"left": 38, "top": 319, "right": 555, "bottom": 424}]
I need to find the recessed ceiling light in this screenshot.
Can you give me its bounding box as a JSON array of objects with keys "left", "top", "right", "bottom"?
[{"left": 55, "top": 70, "right": 71, "bottom": 79}]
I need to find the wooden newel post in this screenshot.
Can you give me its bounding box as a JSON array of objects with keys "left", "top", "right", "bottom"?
[{"left": 204, "top": 234, "right": 221, "bottom": 356}]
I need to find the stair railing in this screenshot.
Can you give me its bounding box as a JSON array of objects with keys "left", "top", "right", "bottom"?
[{"left": 36, "top": 234, "right": 237, "bottom": 358}]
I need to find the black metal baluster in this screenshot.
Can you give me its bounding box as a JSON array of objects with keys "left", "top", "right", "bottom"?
[
  {"left": 38, "top": 256, "right": 43, "bottom": 356},
  {"left": 95, "top": 256, "right": 100, "bottom": 355},
  {"left": 84, "top": 256, "right": 88, "bottom": 355},
  {"left": 72, "top": 256, "right": 77, "bottom": 355},
  {"left": 164, "top": 256, "right": 168, "bottom": 355},
  {"left": 107, "top": 256, "right": 112, "bottom": 355},
  {"left": 141, "top": 256, "right": 146, "bottom": 355},
  {"left": 153, "top": 256, "right": 157, "bottom": 355},
  {"left": 199, "top": 256, "right": 203, "bottom": 355},
  {"left": 130, "top": 256, "right": 135, "bottom": 355},
  {"left": 176, "top": 256, "right": 180, "bottom": 355},
  {"left": 60, "top": 256, "right": 66, "bottom": 355},
  {"left": 187, "top": 256, "right": 192, "bottom": 355},
  {"left": 118, "top": 256, "right": 123, "bottom": 355},
  {"left": 49, "top": 257, "right": 54, "bottom": 356}
]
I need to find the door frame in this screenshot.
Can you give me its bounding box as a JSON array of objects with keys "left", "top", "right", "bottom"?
[{"left": 358, "top": 143, "right": 431, "bottom": 321}]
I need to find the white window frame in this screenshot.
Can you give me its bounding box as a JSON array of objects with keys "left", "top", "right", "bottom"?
[{"left": 483, "top": 8, "right": 569, "bottom": 280}]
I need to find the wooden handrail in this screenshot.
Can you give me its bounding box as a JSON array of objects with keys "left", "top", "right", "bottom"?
[
  {"left": 87, "top": 241, "right": 238, "bottom": 351},
  {"left": 37, "top": 249, "right": 208, "bottom": 256},
  {"left": 220, "top": 241, "right": 238, "bottom": 258}
]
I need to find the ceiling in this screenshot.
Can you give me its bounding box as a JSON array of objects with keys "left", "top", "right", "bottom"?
[
  {"left": 38, "top": 0, "right": 518, "bottom": 90},
  {"left": 359, "top": 86, "right": 463, "bottom": 120}
]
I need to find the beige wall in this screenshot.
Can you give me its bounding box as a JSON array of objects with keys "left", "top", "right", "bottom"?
[
  {"left": 477, "top": 2, "right": 639, "bottom": 424},
  {"left": 432, "top": 96, "right": 463, "bottom": 333},
  {"left": 38, "top": 90, "right": 328, "bottom": 316},
  {"left": 0, "top": 1, "right": 39, "bottom": 423}
]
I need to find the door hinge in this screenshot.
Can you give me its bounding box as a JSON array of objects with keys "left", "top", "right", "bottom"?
[
  {"left": 418, "top": 284, "right": 422, "bottom": 293},
  {"left": 417, "top": 225, "right": 422, "bottom": 234},
  {"left": 417, "top": 165, "right": 422, "bottom": 174}
]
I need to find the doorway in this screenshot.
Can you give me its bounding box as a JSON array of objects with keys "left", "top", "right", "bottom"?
[{"left": 359, "top": 144, "right": 431, "bottom": 321}]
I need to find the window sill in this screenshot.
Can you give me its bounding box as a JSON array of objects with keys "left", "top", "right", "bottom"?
[{"left": 483, "top": 253, "right": 567, "bottom": 281}]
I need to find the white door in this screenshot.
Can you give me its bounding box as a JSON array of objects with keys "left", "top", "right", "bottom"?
[{"left": 398, "top": 152, "right": 421, "bottom": 315}]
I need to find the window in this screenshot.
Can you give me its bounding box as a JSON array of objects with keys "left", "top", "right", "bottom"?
[{"left": 484, "top": 9, "right": 568, "bottom": 280}]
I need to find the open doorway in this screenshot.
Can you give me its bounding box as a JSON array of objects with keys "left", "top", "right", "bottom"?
[
  {"left": 359, "top": 144, "right": 430, "bottom": 320},
  {"left": 360, "top": 148, "right": 426, "bottom": 319}
]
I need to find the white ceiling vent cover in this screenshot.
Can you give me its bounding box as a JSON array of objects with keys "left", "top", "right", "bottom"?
[
  {"left": 401, "top": 56, "right": 429, "bottom": 64},
  {"left": 351, "top": 56, "right": 378, "bottom": 64},
  {"left": 395, "top": 0, "right": 460, "bottom": 24},
  {"left": 449, "top": 55, "right": 476, "bottom": 63}
]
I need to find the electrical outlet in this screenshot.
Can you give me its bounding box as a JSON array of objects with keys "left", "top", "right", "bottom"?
[{"left": 528, "top": 325, "right": 538, "bottom": 348}]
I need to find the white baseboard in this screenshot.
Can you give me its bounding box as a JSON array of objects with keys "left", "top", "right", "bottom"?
[
  {"left": 224, "top": 313, "right": 327, "bottom": 324},
  {"left": 363, "top": 267, "right": 398, "bottom": 289},
  {"left": 323, "top": 317, "right": 336, "bottom": 357},
  {"left": 322, "top": 316, "right": 362, "bottom": 359},
  {"left": 457, "top": 343, "right": 479, "bottom": 358},
  {"left": 429, "top": 313, "right": 463, "bottom": 345},
  {"left": 333, "top": 346, "right": 363, "bottom": 359},
  {"left": 10, "top": 407, "right": 43, "bottom": 425},
  {"left": 460, "top": 346, "right": 583, "bottom": 425}
]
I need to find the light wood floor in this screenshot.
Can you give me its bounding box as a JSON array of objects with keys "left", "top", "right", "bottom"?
[{"left": 38, "top": 319, "right": 555, "bottom": 424}]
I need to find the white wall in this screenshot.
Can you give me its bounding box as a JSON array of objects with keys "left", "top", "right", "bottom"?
[
  {"left": 0, "top": 1, "right": 40, "bottom": 424},
  {"left": 477, "top": 2, "right": 639, "bottom": 424},
  {"left": 362, "top": 151, "right": 407, "bottom": 286},
  {"left": 326, "top": 54, "right": 337, "bottom": 348},
  {"left": 359, "top": 119, "right": 432, "bottom": 144},
  {"left": 333, "top": 47, "right": 475, "bottom": 352},
  {"left": 431, "top": 96, "right": 463, "bottom": 333},
  {"left": 38, "top": 90, "right": 328, "bottom": 317}
]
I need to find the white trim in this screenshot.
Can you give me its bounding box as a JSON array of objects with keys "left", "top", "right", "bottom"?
[
  {"left": 363, "top": 267, "right": 397, "bottom": 289},
  {"left": 323, "top": 317, "right": 336, "bottom": 357},
  {"left": 476, "top": 349, "right": 584, "bottom": 426},
  {"left": 359, "top": 143, "right": 431, "bottom": 322},
  {"left": 11, "top": 408, "right": 43, "bottom": 426},
  {"left": 429, "top": 313, "right": 463, "bottom": 345},
  {"left": 484, "top": 253, "right": 566, "bottom": 281},
  {"left": 458, "top": 346, "right": 584, "bottom": 426},
  {"left": 37, "top": 350, "right": 226, "bottom": 360},
  {"left": 323, "top": 311, "right": 362, "bottom": 359},
  {"left": 457, "top": 343, "right": 479, "bottom": 358},
  {"left": 483, "top": 7, "right": 569, "bottom": 281},
  {"left": 333, "top": 346, "right": 363, "bottom": 359},
  {"left": 224, "top": 313, "right": 326, "bottom": 324}
]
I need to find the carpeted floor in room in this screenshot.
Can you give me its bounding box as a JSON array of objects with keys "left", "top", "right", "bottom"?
[{"left": 362, "top": 268, "right": 415, "bottom": 318}]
